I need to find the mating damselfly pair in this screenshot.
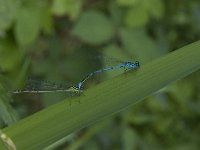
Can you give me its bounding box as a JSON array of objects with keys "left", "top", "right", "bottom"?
[{"left": 13, "top": 60, "right": 140, "bottom": 95}]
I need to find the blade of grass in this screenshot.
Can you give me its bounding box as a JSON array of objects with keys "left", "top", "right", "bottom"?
[{"left": 1, "top": 41, "right": 200, "bottom": 150}]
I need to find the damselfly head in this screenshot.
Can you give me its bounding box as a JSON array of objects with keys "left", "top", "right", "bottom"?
[
  {"left": 126, "top": 61, "right": 140, "bottom": 69},
  {"left": 135, "top": 61, "right": 140, "bottom": 68}
]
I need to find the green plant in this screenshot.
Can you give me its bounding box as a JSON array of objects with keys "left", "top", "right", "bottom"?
[{"left": 0, "top": 40, "right": 200, "bottom": 150}]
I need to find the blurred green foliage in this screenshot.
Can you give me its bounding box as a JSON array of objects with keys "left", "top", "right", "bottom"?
[
  {"left": 72, "top": 10, "right": 115, "bottom": 44},
  {"left": 0, "top": 0, "right": 200, "bottom": 149}
]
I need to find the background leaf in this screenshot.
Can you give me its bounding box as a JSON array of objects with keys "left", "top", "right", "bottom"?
[
  {"left": 51, "top": 0, "right": 82, "bottom": 19},
  {"left": 124, "top": 5, "right": 149, "bottom": 28},
  {"left": 0, "top": 39, "right": 22, "bottom": 71},
  {"left": 0, "top": 0, "right": 18, "bottom": 34},
  {"left": 116, "top": 0, "right": 139, "bottom": 6},
  {"left": 72, "top": 10, "right": 115, "bottom": 44},
  {"left": 120, "top": 29, "right": 162, "bottom": 63},
  {"left": 0, "top": 77, "right": 19, "bottom": 125},
  {"left": 14, "top": 6, "right": 41, "bottom": 46}
]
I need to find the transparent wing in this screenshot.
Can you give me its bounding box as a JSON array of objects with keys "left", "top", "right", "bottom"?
[{"left": 21, "top": 79, "right": 74, "bottom": 91}]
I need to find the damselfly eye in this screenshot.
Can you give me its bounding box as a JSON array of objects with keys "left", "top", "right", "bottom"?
[{"left": 135, "top": 61, "right": 140, "bottom": 67}]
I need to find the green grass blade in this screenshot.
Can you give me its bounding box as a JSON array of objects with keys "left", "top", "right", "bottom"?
[{"left": 1, "top": 41, "right": 200, "bottom": 150}]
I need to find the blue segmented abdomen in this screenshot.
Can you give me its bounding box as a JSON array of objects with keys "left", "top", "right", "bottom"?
[{"left": 77, "top": 61, "right": 140, "bottom": 90}]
